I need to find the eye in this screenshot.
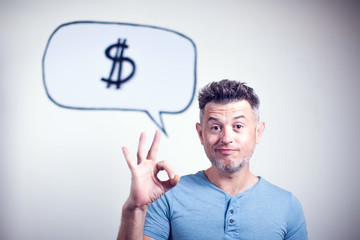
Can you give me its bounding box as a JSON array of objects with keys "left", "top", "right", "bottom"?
[
  {"left": 235, "top": 124, "right": 243, "bottom": 130},
  {"left": 211, "top": 125, "right": 221, "bottom": 131}
]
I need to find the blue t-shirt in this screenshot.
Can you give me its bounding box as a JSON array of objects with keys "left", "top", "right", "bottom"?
[{"left": 144, "top": 171, "right": 308, "bottom": 240}]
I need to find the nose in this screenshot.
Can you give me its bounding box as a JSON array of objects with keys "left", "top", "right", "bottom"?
[{"left": 220, "top": 126, "right": 233, "bottom": 144}]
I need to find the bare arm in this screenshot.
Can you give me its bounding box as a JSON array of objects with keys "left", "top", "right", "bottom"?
[{"left": 117, "top": 130, "right": 180, "bottom": 240}]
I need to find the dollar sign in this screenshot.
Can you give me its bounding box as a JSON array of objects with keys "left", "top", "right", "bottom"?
[{"left": 101, "top": 38, "right": 136, "bottom": 89}]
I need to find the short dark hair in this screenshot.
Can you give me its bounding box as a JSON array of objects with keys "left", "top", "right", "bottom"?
[{"left": 198, "top": 79, "right": 260, "bottom": 120}]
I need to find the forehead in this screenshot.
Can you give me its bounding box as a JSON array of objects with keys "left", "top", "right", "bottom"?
[{"left": 203, "top": 100, "right": 254, "bottom": 118}]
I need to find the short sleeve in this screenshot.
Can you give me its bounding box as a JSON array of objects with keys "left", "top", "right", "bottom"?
[
  {"left": 285, "top": 194, "right": 308, "bottom": 240},
  {"left": 144, "top": 195, "right": 171, "bottom": 240}
]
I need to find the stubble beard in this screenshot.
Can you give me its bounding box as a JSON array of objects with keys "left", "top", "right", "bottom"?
[{"left": 209, "top": 151, "right": 254, "bottom": 174}]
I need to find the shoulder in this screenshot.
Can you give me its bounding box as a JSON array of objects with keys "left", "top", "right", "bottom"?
[
  {"left": 258, "top": 179, "right": 308, "bottom": 238},
  {"left": 172, "top": 171, "right": 208, "bottom": 189},
  {"left": 156, "top": 171, "right": 220, "bottom": 206},
  {"left": 253, "top": 178, "right": 305, "bottom": 212},
  {"left": 146, "top": 171, "right": 208, "bottom": 216},
  {"left": 180, "top": 170, "right": 206, "bottom": 181},
  {"left": 256, "top": 178, "right": 306, "bottom": 217},
  {"left": 257, "top": 178, "right": 293, "bottom": 199},
  {"left": 164, "top": 171, "right": 209, "bottom": 196},
  {"left": 244, "top": 178, "right": 308, "bottom": 238},
  {"left": 256, "top": 178, "right": 307, "bottom": 216}
]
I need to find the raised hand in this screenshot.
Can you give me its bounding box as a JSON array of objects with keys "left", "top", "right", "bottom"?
[{"left": 122, "top": 130, "right": 180, "bottom": 209}]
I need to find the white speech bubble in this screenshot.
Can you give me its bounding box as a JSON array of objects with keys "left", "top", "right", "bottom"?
[{"left": 43, "top": 21, "right": 197, "bottom": 135}]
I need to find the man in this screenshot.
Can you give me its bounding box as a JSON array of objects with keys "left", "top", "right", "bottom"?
[{"left": 118, "top": 80, "right": 308, "bottom": 240}]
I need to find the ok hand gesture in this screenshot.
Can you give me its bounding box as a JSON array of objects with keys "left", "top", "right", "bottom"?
[{"left": 122, "top": 130, "right": 180, "bottom": 209}]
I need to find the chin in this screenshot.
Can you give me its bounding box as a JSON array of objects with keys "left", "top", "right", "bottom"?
[{"left": 212, "top": 158, "right": 249, "bottom": 174}]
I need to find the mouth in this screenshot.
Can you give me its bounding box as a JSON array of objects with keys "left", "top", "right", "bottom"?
[{"left": 215, "top": 148, "right": 237, "bottom": 155}]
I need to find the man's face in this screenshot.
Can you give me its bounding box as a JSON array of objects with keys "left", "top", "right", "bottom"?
[{"left": 196, "top": 100, "right": 265, "bottom": 174}]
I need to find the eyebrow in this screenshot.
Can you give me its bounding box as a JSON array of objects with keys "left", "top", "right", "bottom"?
[
  {"left": 207, "top": 117, "right": 220, "bottom": 122},
  {"left": 207, "top": 115, "right": 247, "bottom": 122},
  {"left": 234, "top": 115, "right": 246, "bottom": 120}
]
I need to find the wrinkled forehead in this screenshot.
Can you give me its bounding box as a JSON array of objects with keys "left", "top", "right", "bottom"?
[{"left": 203, "top": 100, "right": 254, "bottom": 119}]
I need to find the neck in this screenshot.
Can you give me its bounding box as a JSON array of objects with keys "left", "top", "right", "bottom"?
[{"left": 204, "top": 166, "right": 259, "bottom": 196}]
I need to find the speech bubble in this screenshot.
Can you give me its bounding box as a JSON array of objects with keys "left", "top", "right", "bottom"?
[{"left": 42, "top": 21, "right": 197, "bottom": 135}]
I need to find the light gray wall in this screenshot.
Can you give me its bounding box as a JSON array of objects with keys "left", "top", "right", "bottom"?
[{"left": 1, "top": 0, "right": 359, "bottom": 239}]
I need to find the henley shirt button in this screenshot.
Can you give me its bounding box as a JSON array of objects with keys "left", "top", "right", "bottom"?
[
  {"left": 230, "top": 209, "right": 234, "bottom": 214},
  {"left": 229, "top": 219, "right": 234, "bottom": 223}
]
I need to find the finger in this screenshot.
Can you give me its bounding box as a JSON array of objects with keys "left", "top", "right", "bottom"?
[
  {"left": 170, "top": 174, "right": 180, "bottom": 186},
  {"left": 147, "top": 130, "right": 161, "bottom": 161},
  {"left": 122, "top": 147, "right": 135, "bottom": 171},
  {"left": 155, "top": 160, "right": 175, "bottom": 179},
  {"left": 162, "top": 174, "right": 181, "bottom": 191},
  {"left": 137, "top": 132, "right": 146, "bottom": 164}
]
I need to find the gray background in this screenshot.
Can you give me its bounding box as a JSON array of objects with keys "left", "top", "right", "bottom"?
[{"left": 1, "top": 0, "right": 359, "bottom": 239}]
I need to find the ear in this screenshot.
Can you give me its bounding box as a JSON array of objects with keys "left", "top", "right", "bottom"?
[
  {"left": 195, "top": 123, "right": 204, "bottom": 145},
  {"left": 255, "top": 121, "right": 265, "bottom": 144}
]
